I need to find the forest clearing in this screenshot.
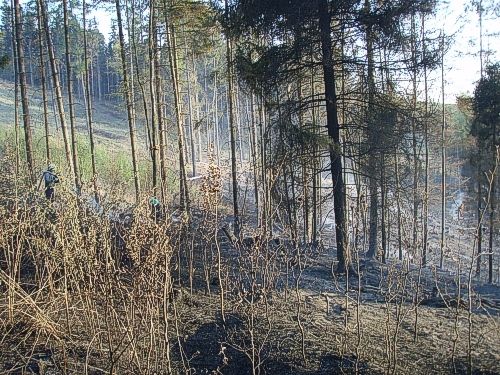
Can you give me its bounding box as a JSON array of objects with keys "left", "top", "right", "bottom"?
[{"left": 0, "top": 0, "right": 499, "bottom": 374}]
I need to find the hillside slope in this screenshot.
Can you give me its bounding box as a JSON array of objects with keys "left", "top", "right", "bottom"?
[{"left": 0, "top": 79, "right": 141, "bottom": 152}]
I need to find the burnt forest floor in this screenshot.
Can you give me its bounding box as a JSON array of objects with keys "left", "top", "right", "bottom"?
[{"left": 0, "top": 202, "right": 499, "bottom": 374}]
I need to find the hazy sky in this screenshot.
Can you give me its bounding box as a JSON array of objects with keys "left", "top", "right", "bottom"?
[{"left": 433, "top": 0, "right": 499, "bottom": 102}]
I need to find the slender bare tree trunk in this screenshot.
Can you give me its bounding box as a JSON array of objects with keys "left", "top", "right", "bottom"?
[
  {"left": 477, "top": 168, "right": 483, "bottom": 275},
  {"left": 115, "top": 0, "right": 141, "bottom": 202},
  {"left": 225, "top": 0, "right": 240, "bottom": 235},
  {"left": 298, "top": 78, "right": 311, "bottom": 243},
  {"left": 318, "top": 0, "right": 347, "bottom": 272},
  {"left": 422, "top": 13, "right": 429, "bottom": 266},
  {"left": 131, "top": 0, "right": 155, "bottom": 195},
  {"left": 381, "top": 156, "right": 387, "bottom": 263},
  {"left": 395, "top": 149, "right": 403, "bottom": 261},
  {"left": 36, "top": 0, "right": 50, "bottom": 163},
  {"left": 365, "top": 0, "right": 378, "bottom": 259},
  {"left": 164, "top": 1, "right": 190, "bottom": 211},
  {"left": 8, "top": 0, "right": 20, "bottom": 320},
  {"left": 476, "top": 0, "right": 484, "bottom": 276},
  {"left": 235, "top": 82, "right": 244, "bottom": 164},
  {"left": 440, "top": 31, "right": 446, "bottom": 269},
  {"left": 488, "top": 124, "right": 496, "bottom": 283},
  {"left": 478, "top": 0, "right": 484, "bottom": 79},
  {"left": 213, "top": 58, "right": 221, "bottom": 165},
  {"left": 14, "top": 0, "right": 35, "bottom": 182},
  {"left": 148, "top": 0, "right": 159, "bottom": 196},
  {"left": 40, "top": 0, "right": 73, "bottom": 172},
  {"left": 63, "top": 0, "right": 81, "bottom": 193},
  {"left": 203, "top": 58, "right": 211, "bottom": 158},
  {"left": 250, "top": 94, "right": 260, "bottom": 223},
  {"left": 11, "top": 0, "right": 20, "bottom": 179},
  {"left": 184, "top": 31, "right": 197, "bottom": 177},
  {"left": 153, "top": 3, "right": 167, "bottom": 198},
  {"left": 83, "top": 0, "right": 98, "bottom": 201},
  {"left": 193, "top": 53, "right": 202, "bottom": 163},
  {"left": 277, "top": 91, "right": 297, "bottom": 245},
  {"left": 411, "top": 13, "right": 419, "bottom": 259},
  {"left": 260, "top": 95, "right": 271, "bottom": 235},
  {"left": 311, "top": 71, "right": 318, "bottom": 244},
  {"left": 27, "top": 38, "right": 34, "bottom": 85}
]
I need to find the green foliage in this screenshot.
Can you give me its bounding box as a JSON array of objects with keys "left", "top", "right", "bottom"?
[
  {"left": 471, "top": 63, "right": 500, "bottom": 143},
  {"left": 171, "top": 0, "right": 218, "bottom": 56},
  {"left": 469, "top": 63, "right": 500, "bottom": 187},
  {"left": 235, "top": 43, "right": 298, "bottom": 95},
  {"left": 274, "top": 119, "right": 331, "bottom": 160},
  {"left": 447, "top": 103, "right": 471, "bottom": 143}
]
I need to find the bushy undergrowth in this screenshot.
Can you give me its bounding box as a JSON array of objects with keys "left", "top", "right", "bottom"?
[
  {"left": 0, "top": 139, "right": 499, "bottom": 375},
  {"left": 0, "top": 142, "right": 182, "bottom": 372}
]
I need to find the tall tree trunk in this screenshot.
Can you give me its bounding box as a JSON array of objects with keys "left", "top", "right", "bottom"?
[
  {"left": 8, "top": 0, "right": 20, "bottom": 322},
  {"left": 478, "top": 0, "right": 484, "bottom": 79},
  {"left": 14, "top": 0, "right": 35, "bottom": 182},
  {"left": 164, "top": 2, "right": 190, "bottom": 211},
  {"left": 488, "top": 123, "right": 496, "bottom": 283},
  {"left": 422, "top": 13, "right": 429, "bottom": 266},
  {"left": 477, "top": 165, "right": 483, "bottom": 275},
  {"left": 235, "top": 82, "right": 244, "bottom": 164},
  {"left": 11, "top": 0, "right": 20, "bottom": 180},
  {"left": 250, "top": 94, "right": 260, "bottom": 224},
  {"left": 395, "top": 149, "right": 403, "bottom": 261},
  {"left": 381, "top": 156, "right": 387, "bottom": 263},
  {"left": 63, "top": 0, "right": 81, "bottom": 193},
  {"left": 213, "top": 55, "right": 221, "bottom": 165},
  {"left": 203, "top": 59, "right": 211, "bottom": 158},
  {"left": 193, "top": 53, "right": 203, "bottom": 163},
  {"left": 225, "top": 0, "right": 240, "bottom": 235},
  {"left": 153, "top": 3, "right": 167, "bottom": 199},
  {"left": 148, "top": 0, "right": 159, "bottom": 196},
  {"left": 261, "top": 97, "right": 272, "bottom": 235},
  {"left": 365, "top": 0, "right": 378, "bottom": 259},
  {"left": 131, "top": 0, "right": 155, "bottom": 195},
  {"left": 277, "top": 91, "right": 297, "bottom": 245},
  {"left": 184, "top": 31, "right": 197, "bottom": 177},
  {"left": 40, "top": 0, "right": 73, "bottom": 171},
  {"left": 106, "top": 56, "right": 110, "bottom": 98},
  {"left": 318, "top": 0, "right": 347, "bottom": 272},
  {"left": 115, "top": 0, "right": 140, "bottom": 202},
  {"left": 36, "top": 0, "right": 50, "bottom": 163},
  {"left": 477, "top": 0, "right": 484, "bottom": 277},
  {"left": 411, "top": 13, "right": 419, "bottom": 259},
  {"left": 27, "top": 39, "right": 34, "bottom": 85},
  {"left": 97, "top": 57, "right": 102, "bottom": 100},
  {"left": 298, "top": 78, "right": 310, "bottom": 243},
  {"left": 83, "top": 0, "right": 98, "bottom": 202},
  {"left": 440, "top": 31, "right": 446, "bottom": 269},
  {"left": 311, "top": 71, "right": 318, "bottom": 244}
]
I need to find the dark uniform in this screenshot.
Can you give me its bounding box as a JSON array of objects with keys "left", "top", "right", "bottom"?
[{"left": 41, "top": 168, "right": 60, "bottom": 201}]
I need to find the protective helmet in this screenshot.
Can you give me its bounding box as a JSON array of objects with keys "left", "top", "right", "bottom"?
[
  {"left": 48, "top": 163, "right": 56, "bottom": 172},
  {"left": 149, "top": 196, "right": 160, "bottom": 207}
]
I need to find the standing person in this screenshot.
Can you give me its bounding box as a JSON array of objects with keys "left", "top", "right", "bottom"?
[
  {"left": 149, "top": 196, "right": 163, "bottom": 222},
  {"left": 38, "top": 163, "right": 60, "bottom": 201}
]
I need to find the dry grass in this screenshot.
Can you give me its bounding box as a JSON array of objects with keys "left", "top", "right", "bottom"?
[{"left": 0, "top": 144, "right": 499, "bottom": 375}]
